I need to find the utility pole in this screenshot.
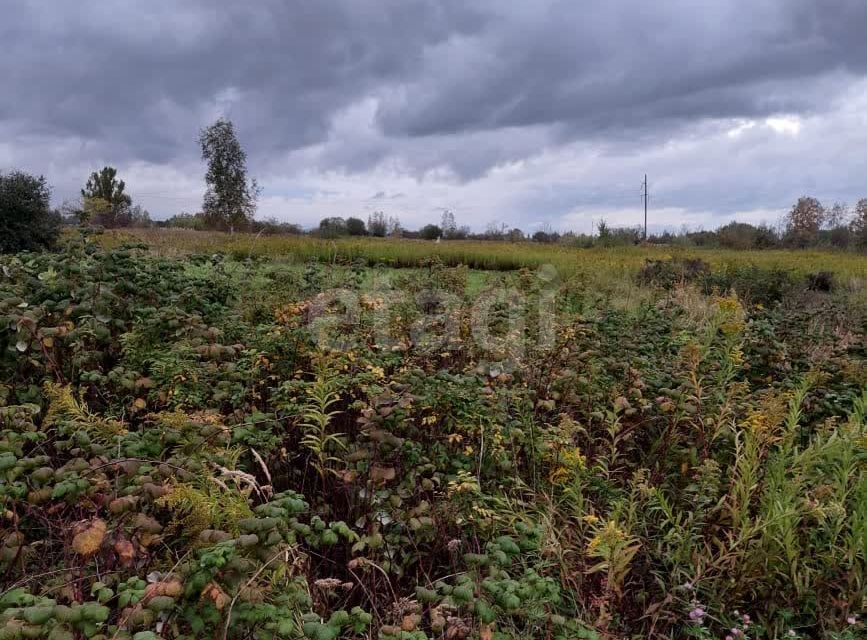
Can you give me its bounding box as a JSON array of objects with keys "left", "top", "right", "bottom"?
[{"left": 641, "top": 174, "right": 648, "bottom": 240}]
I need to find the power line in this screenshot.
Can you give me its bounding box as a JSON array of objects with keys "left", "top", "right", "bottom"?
[{"left": 641, "top": 174, "right": 648, "bottom": 240}]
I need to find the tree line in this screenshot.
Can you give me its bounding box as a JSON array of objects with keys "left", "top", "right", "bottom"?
[
  {"left": 0, "top": 117, "right": 257, "bottom": 251},
  {"left": 163, "top": 193, "right": 867, "bottom": 251},
  {"left": 2, "top": 115, "right": 867, "bottom": 252}
]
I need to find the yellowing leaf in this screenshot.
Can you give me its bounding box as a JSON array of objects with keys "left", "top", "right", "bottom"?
[
  {"left": 145, "top": 578, "right": 183, "bottom": 599},
  {"left": 401, "top": 614, "right": 421, "bottom": 632},
  {"left": 71, "top": 519, "right": 106, "bottom": 556},
  {"left": 113, "top": 536, "right": 135, "bottom": 567},
  {"left": 201, "top": 582, "right": 230, "bottom": 610}
]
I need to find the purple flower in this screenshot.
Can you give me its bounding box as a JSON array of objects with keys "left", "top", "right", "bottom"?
[
  {"left": 689, "top": 607, "right": 706, "bottom": 621},
  {"left": 848, "top": 615, "right": 858, "bottom": 625}
]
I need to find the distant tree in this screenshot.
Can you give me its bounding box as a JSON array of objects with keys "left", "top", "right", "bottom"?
[
  {"left": 717, "top": 222, "right": 778, "bottom": 250},
  {"left": 441, "top": 209, "right": 457, "bottom": 238},
  {"left": 532, "top": 229, "right": 559, "bottom": 244},
  {"left": 199, "top": 118, "right": 260, "bottom": 231},
  {"left": 559, "top": 231, "right": 594, "bottom": 248},
  {"left": 346, "top": 217, "right": 366, "bottom": 236},
  {"left": 128, "top": 205, "right": 152, "bottom": 228},
  {"left": 484, "top": 221, "right": 508, "bottom": 240},
  {"left": 684, "top": 229, "right": 718, "bottom": 247},
  {"left": 752, "top": 224, "right": 778, "bottom": 249},
  {"left": 646, "top": 230, "right": 676, "bottom": 245},
  {"left": 387, "top": 215, "right": 402, "bottom": 237},
  {"left": 824, "top": 226, "right": 852, "bottom": 249},
  {"left": 368, "top": 211, "right": 387, "bottom": 237},
  {"left": 785, "top": 196, "right": 825, "bottom": 247},
  {"left": 163, "top": 212, "right": 208, "bottom": 230},
  {"left": 596, "top": 219, "right": 610, "bottom": 242},
  {"left": 851, "top": 198, "right": 867, "bottom": 249},
  {"left": 0, "top": 171, "right": 61, "bottom": 253},
  {"left": 252, "top": 217, "right": 302, "bottom": 235},
  {"left": 716, "top": 222, "right": 750, "bottom": 249},
  {"left": 530, "top": 223, "right": 559, "bottom": 244},
  {"left": 81, "top": 166, "right": 132, "bottom": 227},
  {"left": 596, "top": 219, "right": 641, "bottom": 246},
  {"left": 318, "top": 217, "right": 347, "bottom": 238},
  {"left": 419, "top": 224, "right": 442, "bottom": 240},
  {"left": 825, "top": 202, "right": 850, "bottom": 229},
  {"left": 58, "top": 199, "right": 83, "bottom": 225},
  {"left": 506, "top": 228, "right": 525, "bottom": 242},
  {"left": 820, "top": 202, "right": 852, "bottom": 248},
  {"left": 80, "top": 196, "right": 112, "bottom": 226}
]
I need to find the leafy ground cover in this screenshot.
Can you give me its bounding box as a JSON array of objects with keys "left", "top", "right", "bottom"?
[{"left": 0, "top": 232, "right": 864, "bottom": 639}]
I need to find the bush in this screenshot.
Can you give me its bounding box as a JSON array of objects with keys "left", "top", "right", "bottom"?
[
  {"left": 717, "top": 222, "right": 778, "bottom": 250},
  {"left": 703, "top": 265, "right": 797, "bottom": 305},
  {"left": 638, "top": 258, "right": 800, "bottom": 305},
  {"left": 638, "top": 257, "right": 710, "bottom": 288},
  {"left": 419, "top": 224, "right": 442, "bottom": 240},
  {"left": 346, "top": 217, "right": 367, "bottom": 236},
  {"left": 251, "top": 217, "right": 302, "bottom": 235},
  {"left": 806, "top": 271, "right": 834, "bottom": 292},
  {"left": 0, "top": 171, "right": 61, "bottom": 253},
  {"left": 597, "top": 221, "right": 641, "bottom": 247},
  {"left": 532, "top": 230, "right": 559, "bottom": 243},
  {"left": 318, "top": 217, "right": 347, "bottom": 239},
  {"left": 161, "top": 212, "right": 209, "bottom": 230}
]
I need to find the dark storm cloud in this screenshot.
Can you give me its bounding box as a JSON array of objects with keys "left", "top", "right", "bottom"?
[
  {"left": 2, "top": 0, "right": 867, "bottom": 224},
  {"left": 375, "top": 0, "right": 867, "bottom": 141},
  {"left": 4, "top": 0, "right": 866, "bottom": 166},
  {"left": 0, "top": 0, "right": 483, "bottom": 164}
]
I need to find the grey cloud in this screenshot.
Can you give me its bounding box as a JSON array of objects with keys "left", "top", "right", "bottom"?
[
  {"left": 0, "top": 0, "right": 481, "bottom": 165},
  {"left": 375, "top": 0, "right": 867, "bottom": 141},
  {"left": 2, "top": 0, "right": 867, "bottom": 223}
]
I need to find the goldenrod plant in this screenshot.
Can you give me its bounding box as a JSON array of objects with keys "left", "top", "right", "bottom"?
[{"left": 0, "top": 231, "right": 863, "bottom": 638}]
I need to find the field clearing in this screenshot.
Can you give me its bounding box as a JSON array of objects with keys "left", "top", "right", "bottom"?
[
  {"left": 99, "top": 227, "right": 867, "bottom": 280},
  {"left": 1, "top": 231, "right": 865, "bottom": 639}
]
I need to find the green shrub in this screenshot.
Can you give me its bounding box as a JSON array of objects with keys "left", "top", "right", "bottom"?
[{"left": 0, "top": 170, "right": 61, "bottom": 253}]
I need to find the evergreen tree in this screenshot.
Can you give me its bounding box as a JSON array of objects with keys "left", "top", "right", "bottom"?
[{"left": 81, "top": 166, "right": 132, "bottom": 227}]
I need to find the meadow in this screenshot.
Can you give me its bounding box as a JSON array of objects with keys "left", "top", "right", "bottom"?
[
  {"left": 100, "top": 228, "right": 867, "bottom": 280},
  {"left": 0, "top": 229, "right": 864, "bottom": 639}
]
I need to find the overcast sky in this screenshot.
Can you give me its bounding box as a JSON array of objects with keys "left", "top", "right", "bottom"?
[{"left": 2, "top": 0, "right": 867, "bottom": 232}]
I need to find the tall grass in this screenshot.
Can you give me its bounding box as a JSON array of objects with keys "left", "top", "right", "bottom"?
[{"left": 98, "top": 228, "right": 867, "bottom": 280}]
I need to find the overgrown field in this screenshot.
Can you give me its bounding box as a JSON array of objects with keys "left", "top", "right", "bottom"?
[
  {"left": 0, "top": 232, "right": 864, "bottom": 639},
  {"left": 99, "top": 228, "right": 867, "bottom": 281}
]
